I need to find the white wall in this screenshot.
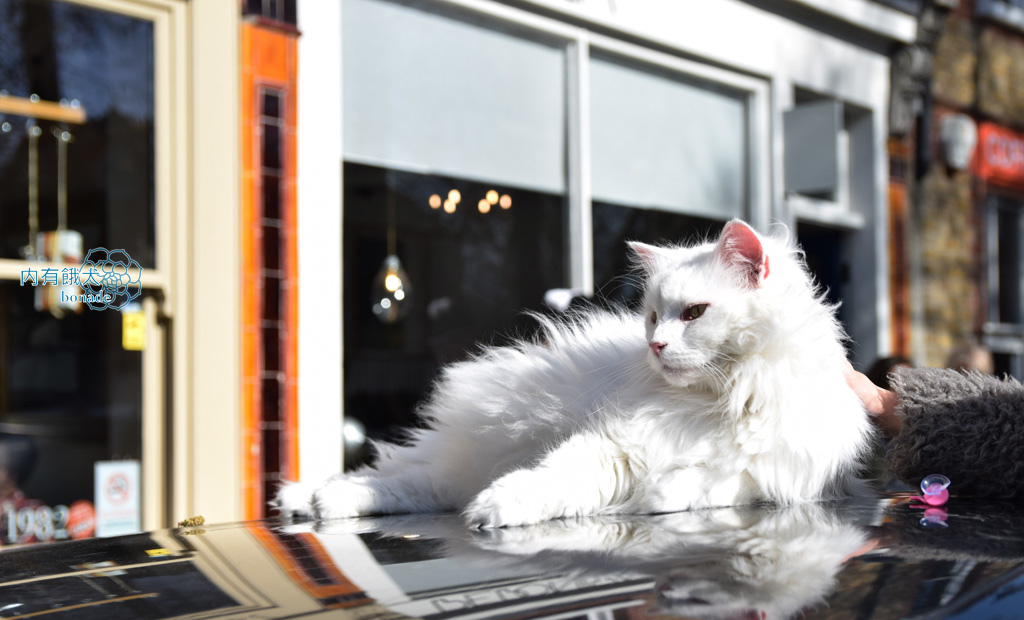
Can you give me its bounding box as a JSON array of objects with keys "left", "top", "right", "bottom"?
[{"left": 297, "top": 0, "right": 345, "bottom": 479}]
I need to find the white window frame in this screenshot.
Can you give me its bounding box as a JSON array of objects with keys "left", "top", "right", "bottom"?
[{"left": 346, "top": 0, "right": 771, "bottom": 297}]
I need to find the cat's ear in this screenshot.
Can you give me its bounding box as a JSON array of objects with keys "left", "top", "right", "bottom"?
[
  {"left": 628, "top": 241, "right": 672, "bottom": 275},
  {"left": 716, "top": 220, "right": 770, "bottom": 288}
]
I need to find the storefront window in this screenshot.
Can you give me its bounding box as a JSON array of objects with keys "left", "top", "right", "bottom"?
[
  {"left": 0, "top": 281, "right": 141, "bottom": 541},
  {"left": 344, "top": 164, "right": 565, "bottom": 458},
  {"left": 342, "top": 0, "right": 570, "bottom": 461},
  {"left": 0, "top": 0, "right": 155, "bottom": 267},
  {"left": 0, "top": 0, "right": 154, "bottom": 543}
]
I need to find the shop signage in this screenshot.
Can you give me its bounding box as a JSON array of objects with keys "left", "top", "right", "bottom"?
[{"left": 975, "top": 122, "right": 1024, "bottom": 189}]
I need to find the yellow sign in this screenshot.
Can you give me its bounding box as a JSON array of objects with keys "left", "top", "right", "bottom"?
[{"left": 122, "top": 311, "right": 146, "bottom": 351}]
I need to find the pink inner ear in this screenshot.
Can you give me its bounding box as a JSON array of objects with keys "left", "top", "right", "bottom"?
[
  {"left": 719, "top": 221, "right": 768, "bottom": 285},
  {"left": 629, "top": 241, "right": 666, "bottom": 271},
  {"left": 630, "top": 242, "right": 657, "bottom": 263}
]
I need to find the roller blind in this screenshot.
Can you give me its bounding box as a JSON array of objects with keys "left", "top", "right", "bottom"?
[
  {"left": 590, "top": 54, "right": 747, "bottom": 219},
  {"left": 342, "top": 0, "right": 567, "bottom": 194}
]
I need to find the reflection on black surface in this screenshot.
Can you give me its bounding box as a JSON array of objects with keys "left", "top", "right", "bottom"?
[
  {"left": 8, "top": 496, "right": 1024, "bottom": 619},
  {"left": 0, "top": 563, "right": 236, "bottom": 619},
  {"left": 345, "top": 501, "right": 869, "bottom": 620},
  {"left": 0, "top": 534, "right": 238, "bottom": 619}
]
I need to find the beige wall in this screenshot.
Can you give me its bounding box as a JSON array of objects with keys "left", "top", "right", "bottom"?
[{"left": 180, "top": 0, "right": 243, "bottom": 524}]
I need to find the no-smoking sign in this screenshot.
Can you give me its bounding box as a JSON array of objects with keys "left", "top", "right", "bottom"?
[
  {"left": 106, "top": 473, "right": 131, "bottom": 505},
  {"left": 94, "top": 461, "right": 141, "bottom": 537}
]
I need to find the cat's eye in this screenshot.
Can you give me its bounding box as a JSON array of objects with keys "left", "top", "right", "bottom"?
[
  {"left": 682, "top": 303, "right": 708, "bottom": 321},
  {"left": 649, "top": 311, "right": 658, "bottom": 325}
]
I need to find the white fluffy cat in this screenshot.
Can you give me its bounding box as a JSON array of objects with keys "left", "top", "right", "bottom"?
[{"left": 279, "top": 219, "right": 874, "bottom": 528}]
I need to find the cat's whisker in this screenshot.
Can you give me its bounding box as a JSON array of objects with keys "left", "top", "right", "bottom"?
[
  {"left": 698, "top": 363, "right": 726, "bottom": 390},
  {"left": 593, "top": 272, "right": 646, "bottom": 305}
]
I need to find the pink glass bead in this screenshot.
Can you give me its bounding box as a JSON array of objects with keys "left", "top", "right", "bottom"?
[{"left": 919, "top": 474, "right": 951, "bottom": 506}]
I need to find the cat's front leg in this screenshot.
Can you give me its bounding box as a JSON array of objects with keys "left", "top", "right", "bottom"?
[
  {"left": 275, "top": 476, "right": 377, "bottom": 520},
  {"left": 276, "top": 474, "right": 410, "bottom": 521},
  {"left": 464, "top": 433, "right": 634, "bottom": 528}
]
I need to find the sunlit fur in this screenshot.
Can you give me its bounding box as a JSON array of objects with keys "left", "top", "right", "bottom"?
[{"left": 278, "top": 220, "right": 874, "bottom": 528}]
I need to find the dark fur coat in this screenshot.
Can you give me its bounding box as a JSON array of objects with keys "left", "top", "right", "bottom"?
[{"left": 888, "top": 367, "right": 1024, "bottom": 498}]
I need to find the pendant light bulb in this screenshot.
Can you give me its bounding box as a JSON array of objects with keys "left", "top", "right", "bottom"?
[{"left": 372, "top": 254, "right": 412, "bottom": 324}]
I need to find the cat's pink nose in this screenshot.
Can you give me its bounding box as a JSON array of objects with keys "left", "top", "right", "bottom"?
[{"left": 649, "top": 341, "right": 666, "bottom": 357}]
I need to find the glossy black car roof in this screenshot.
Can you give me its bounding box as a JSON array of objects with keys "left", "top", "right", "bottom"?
[{"left": 1, "top": 493, "right": 1022, "bottom": 619}]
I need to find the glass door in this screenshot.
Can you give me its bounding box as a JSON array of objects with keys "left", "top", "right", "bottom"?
[{"left": 0, "top": 0, "right": 161, "bottom": 543}]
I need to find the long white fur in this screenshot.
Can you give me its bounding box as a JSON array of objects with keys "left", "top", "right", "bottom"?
[{"left": 277, "top": 220, "right": 874, "bottom": 528}]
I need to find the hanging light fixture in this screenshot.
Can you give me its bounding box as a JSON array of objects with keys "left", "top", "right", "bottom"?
[{"left": 371, "top": 172, "right": 412, "bottom": 324}]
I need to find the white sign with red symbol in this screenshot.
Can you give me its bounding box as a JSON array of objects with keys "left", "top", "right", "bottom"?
[{"left": 94, "top": 460, "right": 141, "bottom": 538}]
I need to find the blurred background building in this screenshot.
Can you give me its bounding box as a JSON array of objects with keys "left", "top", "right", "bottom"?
[
  {"left": 0, "top": 0, "right": 1018, "bottom": 535},
  {"left": 888, "top": 0, "right": 1024, "bottom": 378}
]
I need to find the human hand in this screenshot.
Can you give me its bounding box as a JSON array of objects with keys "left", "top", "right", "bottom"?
[{"left": 844, "top": 361, "right": 902, "bottom": 437}]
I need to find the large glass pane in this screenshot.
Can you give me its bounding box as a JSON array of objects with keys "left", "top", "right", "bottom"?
[
  {"left": 344, "top": 163, "right": 566, "bottom": 461},
  {"left": 590, "top": 52, "right": 747, "bottom": 219},
  {"left": 342, "top": 0, "right": 566, "bottom": 194},
  {"left": 0, "top": 0, "right": 153, "bottom": 545},
  {"left": 0, "top": 281, "right": 142, "bottom": 543},
  {"left": 0, "top": 0, "right": 155, "bottom": 267},
  {"left": 342, "top": 1, "right": 569, "bottom": 466}
]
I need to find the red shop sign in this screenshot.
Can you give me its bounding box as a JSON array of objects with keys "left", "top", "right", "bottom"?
[{"left": 975, "top": 122, "right": 1024, "bottom": 189}]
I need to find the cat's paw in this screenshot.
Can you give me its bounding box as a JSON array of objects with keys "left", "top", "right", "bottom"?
[
  {"left": 311, "top": 477, "right": 377, "bottom": 521},
  {"left": 275, "top": 481, "right": 318, "bottom": 520},
  {"left": 464, "top": 472, "right": 556, "bottom": 529}
]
